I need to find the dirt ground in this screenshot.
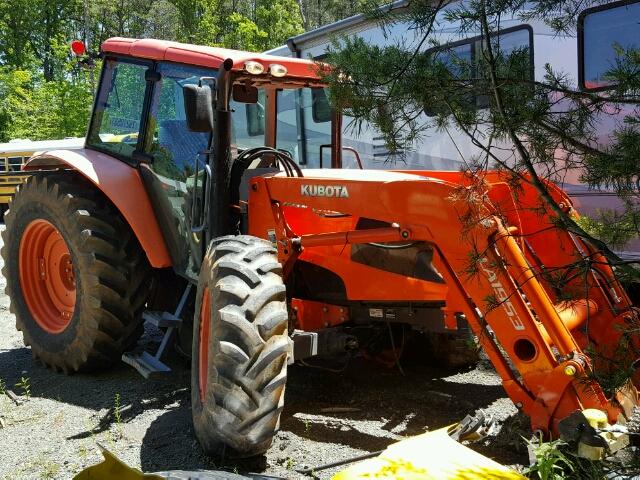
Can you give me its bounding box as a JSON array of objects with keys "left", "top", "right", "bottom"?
[{"left": 0, "top": 224, "right": 529, "bottom": 479}]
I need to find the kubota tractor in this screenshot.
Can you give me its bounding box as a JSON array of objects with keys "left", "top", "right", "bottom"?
[{"left": 3, "top": 37, "right": 640, "bottom": 458}]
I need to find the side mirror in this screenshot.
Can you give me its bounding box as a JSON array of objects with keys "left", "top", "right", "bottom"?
[
  {"left": 233, "top": 84, "right": 258, "bottom": 103},
  {"left": 311, "top": 88, "right": 331, "bottom": 123},
  {"left": 183, "top": 82, "right": 215, "bottom": 132}
]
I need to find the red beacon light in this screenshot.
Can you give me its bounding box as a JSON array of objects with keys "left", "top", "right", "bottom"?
[{"left": 70, "top": 40, "right": 86, "bottom": 56}]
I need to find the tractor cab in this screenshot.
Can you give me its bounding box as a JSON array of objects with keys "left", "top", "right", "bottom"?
[{"left": 86, "top": 38, "right": 345, "bottom": 279}]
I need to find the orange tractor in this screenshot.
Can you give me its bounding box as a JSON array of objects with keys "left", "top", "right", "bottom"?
[{"left": 3, "top": 37, "right": 639, "bottom": 457}]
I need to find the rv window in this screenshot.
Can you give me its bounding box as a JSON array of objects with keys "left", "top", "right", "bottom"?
[
  {"left": 425, "top": 25, "right": 532, "bottom": 115},
  {"left": 579, "top": 0, "right": 640, "bottom": 90},
  {"left": 437, "top": 44, "right": 473, "bottom": 77}
]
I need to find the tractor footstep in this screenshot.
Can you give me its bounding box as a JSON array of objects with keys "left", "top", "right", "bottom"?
[{"left": 122, "top": 351, "right": 171, "bottom": 379}]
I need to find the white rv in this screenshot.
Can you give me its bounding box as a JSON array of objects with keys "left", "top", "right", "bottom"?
[{"left": 264, "top": 0, "right": 640, "bottom": 258}]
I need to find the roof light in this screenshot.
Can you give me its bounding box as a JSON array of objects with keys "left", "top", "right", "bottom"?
[
  {"left": 70, "top": 40, "right": 86, "bottom": 56},
  {"left": 244, "top": 61, "right": 265, "bottom": 75},
  {"left": 269, "top": 64, "right": 288, "bottom": 77}
]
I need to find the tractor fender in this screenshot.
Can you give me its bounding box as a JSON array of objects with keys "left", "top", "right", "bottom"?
[{"left": 24, "top": 148, "right": 172, "bottom": 268}]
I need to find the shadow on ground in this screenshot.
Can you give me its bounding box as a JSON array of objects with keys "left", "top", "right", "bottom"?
[
  {"left": 136, "top": 359, "right": 510, "bottom": 473},
  {"left": 0, "top": 328, "right": 519, "bottom": 476}
]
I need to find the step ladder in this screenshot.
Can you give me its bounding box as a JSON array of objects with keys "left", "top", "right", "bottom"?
[{"left": 122, "top": 284, "right": 192, "bottom": 378}]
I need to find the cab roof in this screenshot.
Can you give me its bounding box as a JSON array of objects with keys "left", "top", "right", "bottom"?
[{"left": 101, "top": 38, "right": 324, "bottom": 81}]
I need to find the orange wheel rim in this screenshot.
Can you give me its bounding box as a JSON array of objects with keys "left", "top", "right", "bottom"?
[
  {"left": 19, "top": 219, "right": 76, "bottom": 334},
  {"left": 198, "top": 287, "right": 211, "bottom": 402}
]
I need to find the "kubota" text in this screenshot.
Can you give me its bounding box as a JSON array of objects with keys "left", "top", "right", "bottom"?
[{"left": 301, "top": 184, "right": 350, "bottom": 198}]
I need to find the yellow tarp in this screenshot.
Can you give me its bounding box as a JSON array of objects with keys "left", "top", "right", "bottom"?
[
  {"left": 73, "top": 446, "right": 163, "bottom": 480},
  {"left": 333, "top": 428, "right": 525, "bottom": 480}
]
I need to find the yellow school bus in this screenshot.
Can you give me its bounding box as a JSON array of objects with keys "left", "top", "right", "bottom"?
[{"left": 0, "top": 138, "right": 85, "bottom": 213}]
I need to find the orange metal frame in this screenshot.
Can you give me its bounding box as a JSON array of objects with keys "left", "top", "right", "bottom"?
[
  {"left": 248, "top": 168, "right": 639, "bottom": 437},
  {"left": 24, "top": 149, "right": 172, "bottom": 268}
]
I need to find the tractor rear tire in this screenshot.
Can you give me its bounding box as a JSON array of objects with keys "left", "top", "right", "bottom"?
[
  {"left": 1, "top": 173, "right": 150, "bottom": 373},
  {"left": 192, "top": 235, "right": 289, "bottom": 458}
]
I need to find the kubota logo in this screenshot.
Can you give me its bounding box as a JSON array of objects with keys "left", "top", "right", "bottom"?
[
  {"left": 478, "top": 257, "right": 525, "bottom": 331},
  {"left": 301, "top": 184, "right": 349, "bottom": 198}
]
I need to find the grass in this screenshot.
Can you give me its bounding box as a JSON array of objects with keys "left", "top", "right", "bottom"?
[
  {"left": 38, "top": 459, "right": 60, "bottom": 479},
  {"left": 113, "top": 393, "right": 122, "bottom": 426},
  {"left": 78, "top": 444, "right": 89, "bottom": 461},
  {"left": 525, "top": 437, "right": 575, "bottom": 480},
  {"left": 15, "top": 376, "right": 30, "bottom": 399},
  {"left": 2, "top": 453, "right": 61, "bottom": 480},
  {"left": 0, "top": 377, "right": 6, "bottom": 395},
  {"left": 523, "top": 437, "right": 634, "bottom": 480},
  {"left": 112, "top": 392, "right": 124, "bottom": 440}
]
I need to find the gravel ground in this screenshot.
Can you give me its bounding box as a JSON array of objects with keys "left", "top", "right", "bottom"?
[{"left": 0, "top": 224, "right": 528, "bottom": 479}]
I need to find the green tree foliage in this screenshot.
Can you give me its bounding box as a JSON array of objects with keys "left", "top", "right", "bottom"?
[
  {"left": 0, "top": 66, "right": 93, "bottom": 142},
  {"left": 296, "top": 0, "right": 367, "bottom": 31},
  {"left": 0, "top": 0, "right": 351, "bottom": 142}
]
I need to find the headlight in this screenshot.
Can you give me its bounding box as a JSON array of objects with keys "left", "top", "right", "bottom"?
[
  {"left": 244, "top": 61, "right": 265, "bottom": 75},
  {"left": 269, "top": 64, "right": 288, "bottom": 77}
]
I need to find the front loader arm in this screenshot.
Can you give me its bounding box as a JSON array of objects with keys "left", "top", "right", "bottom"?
[{"left": 248, "top": 169, "right": 639, "bottom": 437}]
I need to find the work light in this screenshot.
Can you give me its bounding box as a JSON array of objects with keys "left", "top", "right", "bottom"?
[
  {"left": 244, "top": 61, "right": 265, "bottom": 75},
  {"left": 269, "top": 64, "right": 288, "bottom": 77}
]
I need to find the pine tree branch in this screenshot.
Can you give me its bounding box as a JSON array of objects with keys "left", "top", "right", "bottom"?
[{"left": 477, "top": 0, "right": 631, "bottom": 270}]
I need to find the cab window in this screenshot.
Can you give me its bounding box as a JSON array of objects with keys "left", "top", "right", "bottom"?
[
  {"left": 86, "top": 58, "right": 150, "bottom": 161},
  {"left": 231, "top": 89, "right": 266, "bottom": 150},
  {"left": 147, "top": 63, "right": 213, "bottom": 181},
  {"left": 147, "top": 63, "right": 267, "bottom": 180},
  {"left": 276, "top": 87, "right": 332, "bottom": 168}
]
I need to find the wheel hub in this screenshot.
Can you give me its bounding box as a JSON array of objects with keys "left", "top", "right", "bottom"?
[{"left": 19, "top": 219, "right": 76, "bottom": 333}]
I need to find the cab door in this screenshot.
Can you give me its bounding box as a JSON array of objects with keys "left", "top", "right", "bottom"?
[{"left": 141, "top": 62, "right": 215, "bottom": 279}]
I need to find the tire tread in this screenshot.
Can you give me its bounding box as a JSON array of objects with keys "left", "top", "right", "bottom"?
[
  {"left": 1, "top": 173, "right": 150, "bottom": 372},
  {"left": 192, "top": 235, "right": 288, "bottom": 457}
]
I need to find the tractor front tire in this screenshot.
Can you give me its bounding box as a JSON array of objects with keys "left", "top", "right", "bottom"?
[
  {"left": 1, "top": 173, "right": 150, "bottom": 373},
  {"left": 192, "top": 235, "right": 289, "bottom": 458}
]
